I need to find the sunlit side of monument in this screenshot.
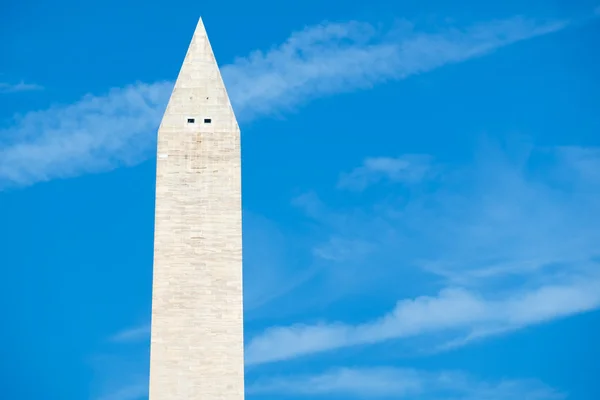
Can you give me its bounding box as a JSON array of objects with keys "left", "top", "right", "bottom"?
[{"left": 149, "top": 18, "right": 245, "bottom": 400}]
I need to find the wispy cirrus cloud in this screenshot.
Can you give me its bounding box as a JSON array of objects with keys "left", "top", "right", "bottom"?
[
  {"left": 0, "top": 81, "right": 44, "bottom": 93},
  {"left": 337, "top": 154, "right": 435, "bottom": 191},
  {"left": 0, "top": 15, "right": 568, "bottom": 189},
  {"left": 298, "top": 143, "right": 600, "bottom": 288},
  {"left": 109, "top": 324, "right": 151, "bottom": 343},
  {"left": 0, "top": 82, "right": 172, "bottom": 189},
  {"left": 245, "top": 275, "right": 600, "bottom": 365},
  {"left": 245, "top": 142, "right": 600, "bottom": 365},
  {"left": 223, "top": 16, "right": 565, "bottom": 121},
  {"left": 247, "top": 366, "right": 565, "bottom": 399}
]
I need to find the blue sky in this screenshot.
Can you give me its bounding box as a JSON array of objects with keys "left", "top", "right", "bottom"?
[{"left": 1, "top": 0, "right": 600, "bottom": 399}]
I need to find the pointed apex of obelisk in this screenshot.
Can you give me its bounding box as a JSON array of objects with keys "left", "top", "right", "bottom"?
[
  {"left": 159, "top": 17, "right": 238, "bottom": 133},
  {"left": 192, "top": 17, "right": 208, "bottom": 41},
  {"left": 179, "top": 16, "right": 217, "bottom": 73}
]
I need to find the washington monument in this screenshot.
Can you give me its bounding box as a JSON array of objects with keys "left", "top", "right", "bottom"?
[{"left": 148, "top": 18, "right": 245, "bottom": 399}]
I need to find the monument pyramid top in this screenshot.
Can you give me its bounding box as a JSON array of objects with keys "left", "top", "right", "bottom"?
[{"left": 159, "top": 17, "right": 238, "bottom": 133}]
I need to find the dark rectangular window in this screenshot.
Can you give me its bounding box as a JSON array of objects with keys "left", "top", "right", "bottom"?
[
  {"left": 204, "top": 118, "right": 212, "bottom": 124},
  {"left": 187, "top": 118, "right": 195, "bottom": 123}
]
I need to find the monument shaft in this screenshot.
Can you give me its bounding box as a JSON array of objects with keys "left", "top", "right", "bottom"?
[{"left": 149, "top": 18, "right": 244, "bottom": 399}]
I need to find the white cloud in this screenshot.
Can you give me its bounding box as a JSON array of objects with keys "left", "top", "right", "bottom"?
[
  {"left": 0, "top": 81, "right": 44, "bottom": 93},
  {"left": 247, "top": 366, "right": 565, "bottom": 399},
  {"left": 313, "top": 236, "right": 375, "bottom": 262},
  {"left": 0, "top": 16, "right": 567, "bottom": 189},
  {"left": 337, "top": 154, "right": 434, "bottom": 190},
  {"left": 245, "top": 274, "right": 600, "bottom": 364},
  {"left": 246, "top": 143, "right": 600, "bottom": 365},
  {"left": 224, "top": 16, "right": 565, "bottom": 121},
  {"left": 297, "top": 143, "right": 600, "bottom": 288},
  {"left": 0, "top": 82, "right": 172, "bottom": 189},
  {"left": 110, "top": 324, "right": 151, "bottom": 343}
]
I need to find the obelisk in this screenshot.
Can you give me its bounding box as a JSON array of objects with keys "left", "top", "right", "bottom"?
[{"left": 148, "top": 18, "right": 244, "bottom": 399}]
